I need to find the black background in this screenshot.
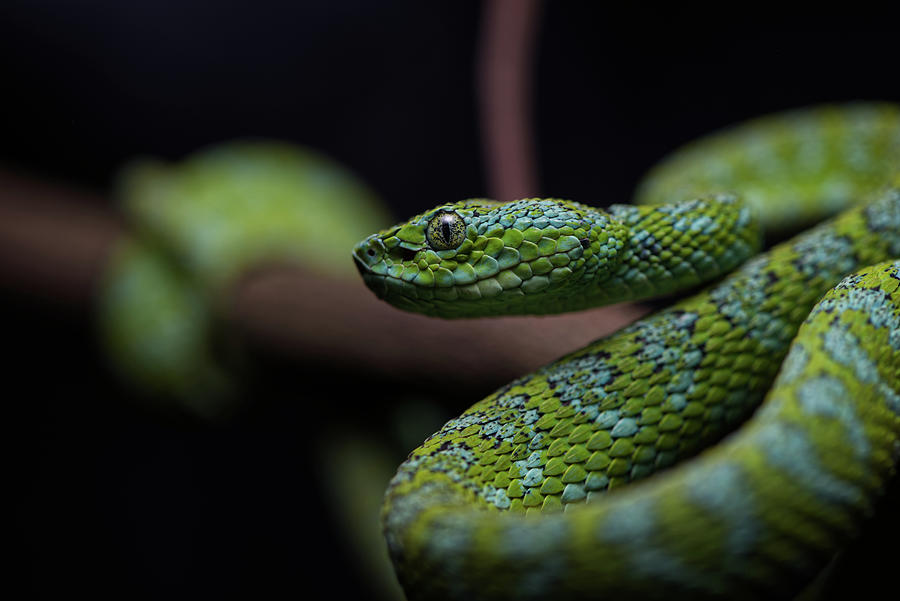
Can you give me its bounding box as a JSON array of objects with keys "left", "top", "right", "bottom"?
[{"left": 3, "top": 2, "right": 898, "bottom": 599}]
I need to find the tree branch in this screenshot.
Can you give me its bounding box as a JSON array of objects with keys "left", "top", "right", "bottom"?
[
  {"left": 478, "top": 0, "right": 542, "bottom": 201},
  {"left": 0, "top": 168, "right": 646, "bottom": 388}
]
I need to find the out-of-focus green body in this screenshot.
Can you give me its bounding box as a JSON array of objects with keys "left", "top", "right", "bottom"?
[
  {"left": 99, "top": 141, "right": 389, "bottom": 412},
  {"left": 354, "top": 104, "right": 900, "bottom": 600}
]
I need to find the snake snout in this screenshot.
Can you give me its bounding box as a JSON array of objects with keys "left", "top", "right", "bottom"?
[{"left": 352, "top": 235, "right": 386, "bottom": 274}]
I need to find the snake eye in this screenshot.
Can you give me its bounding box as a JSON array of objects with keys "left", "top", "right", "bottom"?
[{"left": 426, "top": 211, "right": 465, "bottom": 251}]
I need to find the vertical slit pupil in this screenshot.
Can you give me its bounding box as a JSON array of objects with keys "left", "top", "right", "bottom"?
[{"left": 441, "top": 220, "right": 452, "bottom": 242}]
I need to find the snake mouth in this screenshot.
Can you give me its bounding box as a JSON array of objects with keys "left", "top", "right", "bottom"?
[
  {"left": 353, "top": 263, "right": 417, "bottom": 303},
  {"left": 352, "top": 251, "right": 394, "bottom": 301},
  {"left": 353, "top": 234, "right": 436, "bottom": 305},
  {"left": 351, "top": 242, "right": 402, "bottom": 302}
]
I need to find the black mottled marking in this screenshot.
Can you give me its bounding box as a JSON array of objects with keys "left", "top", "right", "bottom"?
[{"left": 580, "top": 238, "right": 591, "bottom": 248}]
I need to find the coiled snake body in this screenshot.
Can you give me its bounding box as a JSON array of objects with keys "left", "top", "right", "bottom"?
[{"left": 353, "top": 104, "right": 900, "bottom": 600}]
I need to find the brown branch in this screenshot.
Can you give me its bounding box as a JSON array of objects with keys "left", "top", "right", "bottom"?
[
  {"left": 0, "top": 171, "right": 123, "bottom": 304},
  {"left": 0, "top": 168, "right": 647, "bottom": 388},
  {"left": 478, "top": 0, "right": 542, "bottom": 201},
  {"left": 231, "top": 265, "right": 646, "bottom": 386}
]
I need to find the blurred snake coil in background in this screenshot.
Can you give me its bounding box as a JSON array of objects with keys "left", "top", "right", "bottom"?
[
  {"left": 97, "top": 143, "right": 412, "bottom": 599},
  {"left": 98, "top": 142, "right": 391, "bottom": 414}
]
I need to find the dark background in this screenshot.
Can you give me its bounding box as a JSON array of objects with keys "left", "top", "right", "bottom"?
[{"left": 3, "top": 2, "right": 898, "bottom": 599}]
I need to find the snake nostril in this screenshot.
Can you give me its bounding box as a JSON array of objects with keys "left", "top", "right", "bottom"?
[{"left": 367, "top": 248, "right": 376, "bottom": 257}]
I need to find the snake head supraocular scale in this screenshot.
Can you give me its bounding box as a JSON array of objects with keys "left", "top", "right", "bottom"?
[{"left": 353, "top": 195, "right": 761, "bottom": 318}]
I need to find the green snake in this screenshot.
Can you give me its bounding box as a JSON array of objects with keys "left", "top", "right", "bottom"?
[
  {"left": 352, "top": 104, "right": 900, "bottom": 600},
  {"left": 98, "top": 141, "right": 390, "bottom": 414}
]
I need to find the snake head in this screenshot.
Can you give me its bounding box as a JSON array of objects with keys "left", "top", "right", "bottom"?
[{"left": 353, "top": 198, "right": 629, "bottom": 318}]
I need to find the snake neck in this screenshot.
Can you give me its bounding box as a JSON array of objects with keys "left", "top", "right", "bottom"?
[{"left": 599, "top": 195, "right": 760, "bottom": 301}]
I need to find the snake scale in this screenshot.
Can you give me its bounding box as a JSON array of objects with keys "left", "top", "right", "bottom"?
[{"left": 353, "top": 104, "right": 900, "bottom": 600}]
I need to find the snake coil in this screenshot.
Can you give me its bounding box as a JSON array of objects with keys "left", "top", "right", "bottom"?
[{"left": 354, "top": 104, "right": 900, "bottom": 600}]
